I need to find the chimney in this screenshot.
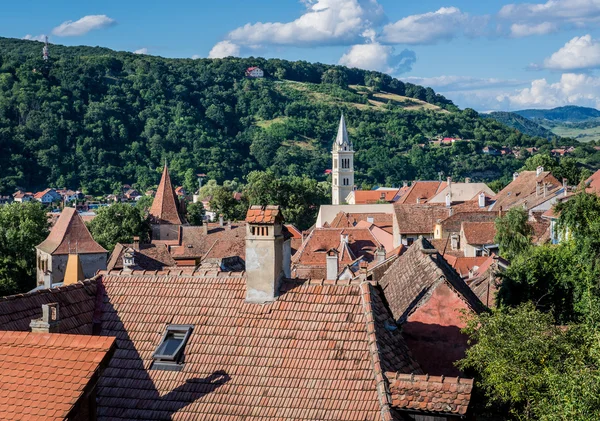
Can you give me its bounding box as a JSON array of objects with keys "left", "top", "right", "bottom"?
[
  {"left": 375, "top": 246, "right": 386, "bottom": 263},
  {"left": 63, "top": 254, "right": 84, "bottom": 285},
  {"left": 543, "top": 182, "right": 547, "bottom": 198},
  {"left": 536, "top": 181, "right": 541, "bottom": 197},
  {"left": 403, "top": 181, "right": 408, "bottom": 188},
  {"left": 122, "top": 248, "right": 136, "bottom": 272},
  {"left": 30, "top": 303, "right": 60, "bottom": 333},
  {"left": 416, "top": 197, "right": 421, "bottom": 204},
  {"left": 227, "top": 220, "right": 232, "bottom": 230},
  {"left": 340, "top": 233, "right": 349, "bottom": 245},
  {"left": 563, "top": 178, "right": 568, "bottom": 197},
  {"left": 447, "top": 176, "right": 452, "bottom": 189},
  {"left": 513, "top": 172, "right": 519, "bottom": 181},
  {"left": 445, "top": 192, "right": 452, "bottom": 207},
  {"left": 133, "top": 236, "right": 140, "bottom": 251},
  {"left": 478, "top": 192, "right": 486, "bottom": 208},
  {"left": 465, "top": 177, "right": 471, "bottom": 183},
  {"left": 43, "top": 271, "right": 52, "bottom": 289},
  {"left": 245, "top": 205, "right": 284, "bottom": 303},
  {"left": 326, "top": 249, "right": 339, "bottom": 281},
  {"left": 536, "top": 166, "right": 544, "bottom": 176},
  {"left": 202, "top": 222, "right": 209, "bottom": 235},
  {"left": 219, "top": 215, "right": 224, "bottom": 227}
]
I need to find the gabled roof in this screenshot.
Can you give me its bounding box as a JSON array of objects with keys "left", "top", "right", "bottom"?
[
  {"left": 328, "top": 211, "right": 394, "bottom": 234},
  {"left": 95, "top": 272, "right": 425, "bottom": 420},
  {"left": 0, "top": 331, "right": 115, "bottom": 420},
  {"left": 33, "top": 188, "right": 57, "bottom": 200},
  {"left": 379, "top": 237, "right": 486, "bottom": 323},
  {"left": 149, "top": 164, "right": 184, "bottom": 225},
  {"left": 462, "top": 222, "right": 496, "bottom": 245},
  {"left": 490, "top": 170, "right": 562, "bottom": 211},
  {"left": 586, "top": 169, "right": 600, "bottom": 194},
  {"left": 394, "top": 203, "right": 451, "bottom": 235},
  {"left": 36, "top": 207, "right": 107, "bottom": 255},
  {"left": 395, "top": 181, "right": 447, "bottom": 205},
  {"left": 428, "top": 183, "right": 495, "bottom": 204},
  {"left": 438, "top": 211, "right": 499, "bottom": 234}
]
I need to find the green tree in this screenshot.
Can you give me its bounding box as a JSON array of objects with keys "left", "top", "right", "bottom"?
[
  {"left": 87, "top": 204, "right": 150, "bottom": 252},
  {"left": 460, "top": 303, "right": 600, "bottom": 421},
  {"left": 321, "top": 68, "right": 348, "bottom": 88},
  {"left": 209, "top": 186, "right": 240, "bottom": 221},
  {"left": 495, "top": 207, "right": 533, "bottom": 261},
  {"left": 0, "top": 202, "right": 49, "bottom": 295},
  {"left": 186, "top": 202, "right": 206, "bottom": 226},
  {"left": 135, "top": 195, "right": 154, "bottom": 214}
]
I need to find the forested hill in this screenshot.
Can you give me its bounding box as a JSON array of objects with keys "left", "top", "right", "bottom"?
[
  {"left": 0, "top": 37, "right": 561, "bottom": 195},
  {"left": 515, "top": 106, "right": 600, "bottom": 122},
  {"left": 484, "top": 111, "right": 554, "bottom": 139}
]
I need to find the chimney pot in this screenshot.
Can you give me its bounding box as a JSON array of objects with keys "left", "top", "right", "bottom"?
[
  {"left": 30, "top": 303, "right": 60, "bottom": 333},
  {"left": 536, "top": 166, "right": 544, "bottom": 176}
]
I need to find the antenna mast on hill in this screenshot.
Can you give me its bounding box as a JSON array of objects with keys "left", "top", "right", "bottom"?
[{"left": 43, "top": 36, "right": 49, "bottom": 61}]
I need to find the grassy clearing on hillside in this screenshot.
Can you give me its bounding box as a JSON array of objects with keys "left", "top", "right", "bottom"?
[
  {"left": 548, "top": 125, "right": 600, "bottom": 142},
  {"left": 255, "top": 117, "right": 288, "bottom": 129}
]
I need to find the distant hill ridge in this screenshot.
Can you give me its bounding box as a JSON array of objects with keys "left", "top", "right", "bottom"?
[
  {"left": 484, "top": 111, "right": 554, "bottom": 139},
  {"left": 514, "top": 106, "right": 600, "bottom": 122}
]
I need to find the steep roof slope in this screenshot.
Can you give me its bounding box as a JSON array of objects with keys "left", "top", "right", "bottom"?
[
  {"left": 490, "top": 170, "right": 562, "bottom": 211},
  {"left": 394, "top": 204, "right": 451, "bottom": 235},
  {"left": 0, "top": 331, "right": 115, "bottom": 420},
  {"left": 395, "top": 181, "right": 446, "bottom": 205},
  {"left": 96, "top": 272, "right": 422, "bottom": 420},
  {"left": 149, "top": 164, "right": 184, "bottom": 225},
  {"left": 36, "top": 207, "right": 107, "bottom": 255},
  {"left": 379, "top": 237, "right": 486, "bottom": 323}
]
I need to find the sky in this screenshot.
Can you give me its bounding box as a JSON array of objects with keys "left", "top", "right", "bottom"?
[{"left": 4, "top": 0, "right": 600, "bottom": 111}]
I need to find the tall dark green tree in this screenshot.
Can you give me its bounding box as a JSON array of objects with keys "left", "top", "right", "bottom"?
[{"left": 87, "top": 204, "right": 150, "bottom": 252}]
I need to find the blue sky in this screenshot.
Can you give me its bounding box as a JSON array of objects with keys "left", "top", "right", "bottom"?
[{"left": 4, "top": 0, "right": 600, "bottom": 111}]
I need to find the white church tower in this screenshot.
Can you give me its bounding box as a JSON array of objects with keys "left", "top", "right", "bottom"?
[{"left": 331, "top": 114, "right": 355, "bottom": 205}]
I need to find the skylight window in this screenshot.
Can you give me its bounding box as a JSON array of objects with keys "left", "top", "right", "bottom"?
[{"left": 152, "top": 324, "right": 193, "bottom": 371}]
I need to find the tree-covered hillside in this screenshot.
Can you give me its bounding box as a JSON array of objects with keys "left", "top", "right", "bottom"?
[
  {"left": 0, "top": 37, "right": 579, "bottom": 194},
  {"left": 515, "top": 106, "right": 600, "bottom": 122},
  {"left": 485, "top": 111, "right": 553, "bottom": 139}
]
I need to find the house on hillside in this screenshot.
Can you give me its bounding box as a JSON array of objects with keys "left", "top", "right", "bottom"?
[
  {"left": 245, "top": 66, "right": 264, "bottom": 78},
  {"left": 34, "top": 188, "right": 62, "bottom": 204},
  {"left": 13, "top": 191, "right": 33, "bottom": 203}
]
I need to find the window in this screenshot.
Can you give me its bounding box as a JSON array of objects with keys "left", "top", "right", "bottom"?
[{"left": 152, "top": 324, "right": 193, "bottom": 371}]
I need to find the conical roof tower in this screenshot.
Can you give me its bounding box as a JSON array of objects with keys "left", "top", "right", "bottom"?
[{"left": 149, "top": 164, "right": 184, "bottom": 225}]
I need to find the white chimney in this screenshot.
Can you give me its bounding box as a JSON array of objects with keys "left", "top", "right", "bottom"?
[
  {"left": 465, "top": 177, "right": 471, "bottom": 183},
  {"left": 30, "top": 303, "right": 60, "bottom": 333},
  {"left": 478, "top": 192, "right": 486, "bottom": 208},
  {"left": 536, "top": 181, "right": 541, "bottom": 197},
  {"left": 447, "top": 176, "right": 452, "bottom": 189},
  {"left": 536, "top": 166, "right": 544, "bottom": 176},
  {"left": 563, "top": 178, "right": 568, "bottom": 197},
  {"left": 375, "top": 247, "right": 386, "bottom": 263},
  {"left": 43, "top": 271, "right": 52, "bottom": 289},
  {"left": 326, "top": 249, "right": 339, "bottom": 281},
  {"left": 245, "top": 205, "right": 284, "bottom": 303},
  {"left": 513, "top": 172, "right": 519, "bottom": 181},
  {"left": 445, "top": 192, "right": 452, "bottom": 207},
  {"left": 219, "top": 215, "right": 224, "bottom": 227}
]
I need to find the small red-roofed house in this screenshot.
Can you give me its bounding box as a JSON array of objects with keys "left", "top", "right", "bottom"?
[{"left": 460, "top": 221, "right": 498, "bottom": 257}]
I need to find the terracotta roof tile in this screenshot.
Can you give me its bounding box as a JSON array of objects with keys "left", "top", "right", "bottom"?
[
  {"left": 36, "top": 208, "right": 106, "bottom": 255},
  {"left": 245, "top": 205, "right": 282, "bottom": 224},
  {"left": 0, "top": 331, "right": 115, "bottom": 420},
  {"left": 0, "top": 280, "right": 99, "bottom": 334},
  {"left": 394, "top": 204, "right": 451, "bottom": 235},
  {"left": 492, "top": 170, "right": 562, "bottom": 211},
  {"left": 150, "top": 164, "right": 184, "bottom": 225},
  {"left": 462, "top": 222, "right": 496, "bottom": 245},
  {"left": 352, "top": 190, "right": 400, "bottom": 204},
  {"left": 396, "top": 181, "right": 446, "bottom": 205},
  {"left": 388, "top": 373, "right": 473, "bottom": 415}
]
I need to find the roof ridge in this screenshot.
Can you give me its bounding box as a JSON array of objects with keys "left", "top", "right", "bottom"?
[
  {"left": 359, "top": 282, "right": 394, "bottom": 421},
  {"left": 0, "top": 279, "right": 97, "bottom": 302}
]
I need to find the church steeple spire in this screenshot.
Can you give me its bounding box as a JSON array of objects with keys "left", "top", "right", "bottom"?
[
  {"left": 331, "top": 113, "right": 355, "bottom": 205},
  {"left": 150, "top": 163, "right": 184, "bottom": 226}
]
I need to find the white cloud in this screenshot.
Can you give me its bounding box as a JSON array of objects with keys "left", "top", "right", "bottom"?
[
  {"left": 52, "top": 15, "right": 116, "bottom": 37},
  {"left": 380, "top": 7, "right": 486, "bottom": 45},
  {"left": 23, "top": 34, "right": 47, "bottom": 42},
  {"left": 191, "top": 54, "right": 202, "bottom": 59},
  {"left": 499, "top": 0, "right": 600, "bottom": 36},
  {"left": 498, "top": 73, "right": 600, "bottom": 109},
  {"left": 510, "top": 22, "right": 557, "bottom": 37},
  {"left": 133, "top": 48, "right": 148, "bottom": 55},
  {"left": 402, "top": 75, "right": 527, "bottom": 92},
  {"left": 338, "top": 43, "right": 416, "bottom": 74},
  {"left": 208, "top": 41, "right": 241, "bottom": 58},
  {"left": 542, "top": 34, "right": 600, "bottom": 70},
  {"left": 223, "top": 0, "right": 384, "bottom": 47}
]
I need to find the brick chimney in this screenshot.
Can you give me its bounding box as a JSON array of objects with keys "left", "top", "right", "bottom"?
[
  {"left": 245, "top": 205, "right": 284, "bottom": 303},
  {"left": 30, "top": 303, "right": 60, "bottom": 333},
  {"left": 326, "top": 249, "right": 339, "bottom": 281}
]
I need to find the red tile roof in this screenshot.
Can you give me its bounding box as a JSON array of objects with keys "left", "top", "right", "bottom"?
[
  {"left": 394, "top": 204, "right": 451, "bottom": 235},
  {"left": 462, "top": 222, "right": 497, "bottom": 245},
  {"left": 149, "top": 164, "right": 184, "bottom": 225},
  {"left": 388, "top": 373, "right": 473, "bottom": 415},
  {"left": 36, "top": 207, "right": 106, "bottom": 255},
  {"left": 0, "top": 331, "right": 115, "bottom": 420},
  {"left": 451, "top": 256, "right": 490, "bottom": 277},
  {"left": 329, "top": 212, "right": 394, "bottom": 234},
  {"left": 95, "top": 273, "right": 427, "bottom": 420},
  {"left": 0, "top": 280, "right": 99, "bottom": 333},
  {"left": 491, "top": 170, "right": 562, "bottom": 211},
  {"left": 33, "top": 188, "right": 55, "bottom": 200},
  {"left": 352, "top": 189, "right": 400, "bottom": 204},
  {"left": 586, "top": 169, "right": 600, "bottom": 194},
  {"left": 395, "top": 181, "right": 447, "bottom": 205},
  {"left": 438, "top": 211, "right": 499, "bottom": 234},
  {"left": 245, "top": 205, "right": 282, "bottom": 224}
]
